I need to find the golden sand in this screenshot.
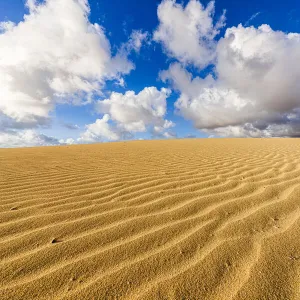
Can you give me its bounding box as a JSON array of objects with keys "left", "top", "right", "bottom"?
[{"left": 0, "top": 139, "right": 299, "bottom": 300}]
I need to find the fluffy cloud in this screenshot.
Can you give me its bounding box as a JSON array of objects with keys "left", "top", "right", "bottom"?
[
  {"left": 0, "top": 0, "right": 134, "bottom": 129},
  {"left": 78, "top": 114, "right": 121, "bottom": 142},
  {"left": 161, "top": 10, "right": 300, "bottom": 137},
  {"left": 79, "top": 87, "right": 174, "bottom": 142},
  {"left": 216, "top": 25, "right": 300, "bottom": 115},
  {"left": 96, "top": 87, "right": 171, "bottom": 131},
  {"left": 161, "top": 62, "right": 256, "bottom": 129},
  {"left": 154, "top": 0, "right": 225, "bottom": 68},
  {"left": 0, "top": 130, "right": 61, "bottom": 148}
]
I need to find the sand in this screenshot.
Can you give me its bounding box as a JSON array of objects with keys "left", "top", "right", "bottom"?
[{"left": 0, "top": 138, "right": 299, "bottom": 300}]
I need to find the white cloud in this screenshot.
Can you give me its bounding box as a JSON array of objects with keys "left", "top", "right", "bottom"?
[
  {"left": 79, "top": 87, "right": 174, "bottom": 142},
  {"left": 25, "top": 0, "right": 38, "bottom": 13},
  {"left": 96, "top": 87, "right": 171, "bottom": 132},
  {"left": 78, "top": 114, "right": 121, "bottom": 142},
  {"left": 216, "top": 24, "right": 300, "bottom": 114},
  {"left": 244, "top": 12, "right": 261, "bottom": 27},
  {"left": 154, "top": 0, "right": 225, "bottom": 68},
  {"left": 59, "top": 137, "right": 76, "bottom": 144},
  {"left": 162, "top": 22, "right": 300, "bottom": 137},
  {"left": 0, "top": 0, "right": 134, "bottom": 129},
  {"left": 126, "top": 30, "right": 150, "bottom": 53},
  {"left": 0, "top": 130, "right": 61, "bottom": 148},
  {"left": 153, "top": 119, "right": 175, "bottom": 135},
  {"left": 0, "top": 21, "right": 15, "bottom": 32},
  {"left": 163, "top": 131, "right": 177, "bottom": 139}
]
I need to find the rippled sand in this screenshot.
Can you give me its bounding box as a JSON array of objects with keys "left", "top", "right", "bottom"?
[{"left": 0, "top": 139, "right": 300, "bottom": 299}]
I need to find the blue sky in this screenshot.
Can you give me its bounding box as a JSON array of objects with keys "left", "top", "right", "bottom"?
[{"left": 0, "top": 0, "right": 300, "bottom": 147}]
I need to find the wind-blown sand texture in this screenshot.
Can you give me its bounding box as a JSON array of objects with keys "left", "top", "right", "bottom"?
[{"left": 0, "top": 139, "right": 300, "bottom": 300}]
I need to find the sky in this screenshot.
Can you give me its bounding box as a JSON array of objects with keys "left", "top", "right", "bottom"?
[{"left": 0, "top": 0, "right": 300, "bottom": 147}]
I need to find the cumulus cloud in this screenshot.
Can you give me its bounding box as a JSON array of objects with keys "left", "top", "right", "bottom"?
[
  {"left": 154, "top": 0, "right": 226, "bottom": 68},
  {"left": 152, "top": 119, "right": 176, "bottom": 138},
  {"left": 79, "top": 87, "right": 174, "bottom": 142},
  {"left": 78, "top": 114, "right": 121, "bottom": 142},
  {"left": 96, "top": 87, "right": 171, "bottom": 131},
  {"left": 0, "top": 0, "right": 134, "bottom": 129},
  {"left": 161, "top": 6, "right": 300, "bottom": 137},
  {"left": 0, "top": 130, "right": 61, "bottom": 148}
]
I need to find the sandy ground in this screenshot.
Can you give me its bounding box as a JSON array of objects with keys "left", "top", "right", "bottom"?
[{"left": 0, "top": 139, "right": 300, "bottom": 300}]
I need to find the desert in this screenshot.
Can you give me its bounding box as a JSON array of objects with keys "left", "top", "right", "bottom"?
[{"left": 0, "top": 138, "right": 299, "bottom": 299}]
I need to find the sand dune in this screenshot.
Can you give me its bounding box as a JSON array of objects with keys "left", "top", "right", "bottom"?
[{"left": 0, "top": 139, "right": 300, "bottom": 300}]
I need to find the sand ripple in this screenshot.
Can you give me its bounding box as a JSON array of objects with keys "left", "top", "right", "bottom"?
[{"left": 0, "top": 139, "right": 299, "bottom": 299}]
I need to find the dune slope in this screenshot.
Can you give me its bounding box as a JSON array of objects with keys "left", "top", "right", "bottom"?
[{"left": 0, "top": 139, "right": 299, "bottom": 299}]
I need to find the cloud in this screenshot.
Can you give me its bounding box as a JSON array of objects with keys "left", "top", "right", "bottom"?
[
  {"left": 154, "top": 0, "right": 226, "bottom": 68},
  {"left": 78, "top": 114, "right": 121, "bottom": 142},
  {"left": 184, "top": 134, "right": 197, "bottom": 139},
  {"left": 25, "top": 0, "right": 38, "bottom": 13},
  {"left": 0, "top": 129, "right": 61, "bottom": 148},
  {"left": 152, "top": 119, "right": 176, "bottom": 138},
  {"left": 244, "top": 12, "right": 261, "bottom": 26},
  {"left": 126, "top": 30, "right": 150, "bottom": 53},
  {"left": 96, "top": 87, "right": 172, "bottom": 132},
  {"left": 79, "top": 87, "right": 174, "bottom": 142},
  {"left": 162, "top": 21, "right": 300, "bottom": 137},
  {"left": 0, "top": 0, "right": 134, "bottom": 129},
  {"left": 205, "top": 122, "right": 300, "bottom": 138},
  {"left": 62, "top": 122, "right": 80, "bottom": 130},
  {"left": 59, "top": 137, "right": 76, "bottom": 144}
]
